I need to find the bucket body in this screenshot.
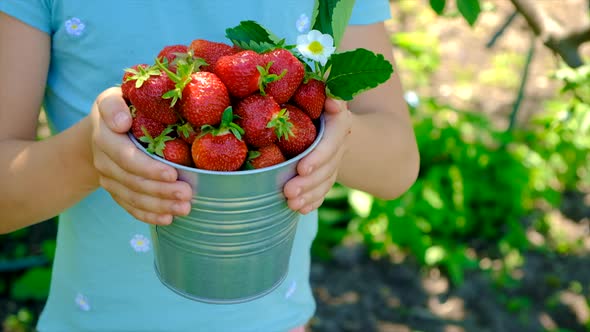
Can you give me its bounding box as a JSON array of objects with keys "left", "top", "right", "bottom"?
[{"left": 129, "top": 117, "right": 324, "bottom": 303}]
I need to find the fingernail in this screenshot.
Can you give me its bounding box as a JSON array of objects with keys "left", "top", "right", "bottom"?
[
  {"left": 114, "top": 112, "right": 129, "bottom": 128},
  {"left": 306, "top": 166, "right": 313, "bottom": 175}
]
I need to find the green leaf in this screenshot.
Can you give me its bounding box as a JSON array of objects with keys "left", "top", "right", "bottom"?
[
  {"left": 310, "top": 0, "right": 320, "bottom": 33},
  {"left": 330, "top": 0, "right": 356, "bottom": 48},
  {"left": 326, "top": 48, "right": 393, "bottom": 100},
  {"left": 11, "top": 267, "right": 51, "bottom": 300},
  {"left": 225, "top": 21, "right": 281, "bottom": 51},
  {"left": 312, "top": 0, "right": 356, "bottom": 47},
  {"left": 457, "top": 0, "right": 481, "bottom": 26},
  {"left": 430, "top": 0, "right": 446, "bottom": 14}
]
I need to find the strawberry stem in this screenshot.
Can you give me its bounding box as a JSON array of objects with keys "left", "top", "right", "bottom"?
[
  {"left": 257, "top": 61, "right": 286, "bottom": 95},
  {"left": 267, "top": 108, "right": 293, "bottom": 140},
  {"left": 201, "top": 107, "right": 245, "bottom": 140},
  {"left": 141, "top": 126, "right": 175, "bottom": 157},
  {"left": 156, "top": 57, "right": 195, "bottom": 107},
  {"left": 124, "top": 64, "right": 161, "bottom": 88}
]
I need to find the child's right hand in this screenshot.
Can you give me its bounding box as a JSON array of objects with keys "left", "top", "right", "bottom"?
[{"left": 89, "top": 87, "right": 193, "bottom": 225}]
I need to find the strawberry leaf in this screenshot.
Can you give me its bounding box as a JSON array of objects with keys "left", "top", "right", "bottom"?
[
  {"left": 226, "top": 21, "right": 282, "bottom": 52},
  {"left": 311, "top": 0, "right": 355, "bottom": 48},
  {"left": 330, "top": 0, "right": 356, "bottom": 49},
  {"left": 326, "top": 48, "right": 393, "bottom": 101}
]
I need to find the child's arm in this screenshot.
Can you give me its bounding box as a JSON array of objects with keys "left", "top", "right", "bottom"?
[
  {"left": 0, "top": 13, "right": 191, "bottom": 233},
  {"left": 0, "top": 12, "right": 94, "bottom": 233},
  {"left": 283, "top": 22, "right": 420, "bottom": 214}
]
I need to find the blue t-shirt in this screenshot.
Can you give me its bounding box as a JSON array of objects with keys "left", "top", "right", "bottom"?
[{"left": 0, "top": 1, "right": 390, "bottom": 331}]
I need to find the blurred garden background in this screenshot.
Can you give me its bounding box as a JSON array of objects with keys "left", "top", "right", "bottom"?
[{"left": 2, "top": 0, "right": 590, "bottom": 331}]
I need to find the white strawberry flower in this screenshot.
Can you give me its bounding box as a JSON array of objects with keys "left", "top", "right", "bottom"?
[{"left": 296, "top": 30, "right": 336, "bottom": 67}]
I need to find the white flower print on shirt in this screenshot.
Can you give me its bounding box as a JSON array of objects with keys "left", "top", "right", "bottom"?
[
  {"left": 65, "top": 18, "right": 85, "bottom": 36},
  {"left": 296, "top": 14, "right": 310, "bottom": 33},
  {"left": 284, "top": 280, "right": 297, "bottom": 299},
  {"left": 130, "top": 234, "right": 151, "bottom": 253},
  {"left": 75, "top": 293, "right": 91, "bottom": 311}
]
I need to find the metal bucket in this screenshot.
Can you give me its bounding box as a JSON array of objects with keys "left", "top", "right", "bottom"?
[{"left": 129, "top": 117, "right": 324, "bottom": 304}]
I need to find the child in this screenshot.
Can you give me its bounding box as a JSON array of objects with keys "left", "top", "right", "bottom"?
[{"left": 0, "top": 1, "right": 419, "bottom": 331}]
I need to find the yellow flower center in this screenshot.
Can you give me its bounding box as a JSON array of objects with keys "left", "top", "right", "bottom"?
[
  {"left": 308, "top": 41, "right": 324, "bottom": 55},
  {"left": 71, "top": 24, "right": 78, "bottom": 29}
]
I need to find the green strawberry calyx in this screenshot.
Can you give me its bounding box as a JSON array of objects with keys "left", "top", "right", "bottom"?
[
  {"left": 267, "top": 108, "right": 293, "bottom": 141},
  {"left": 124, "top": 64, "right": 161, "bottom": 89},
  {"left": 156, "top": 55, "right": 207, "bottom": 107},
  {"left": 140, "top": 126, "right": 175, "bottom": 158},
  {"left": 200, "top": 107, "right": 245, "bottom": 140},
  {"left": 242, "top": 150, "right": 262, "bottom": 170},
  {"left": 257, "top": 61, "right": 286, "bottom": 96},
  {"left": 176, "top": 122, "right": 196, "bottom": 140}
]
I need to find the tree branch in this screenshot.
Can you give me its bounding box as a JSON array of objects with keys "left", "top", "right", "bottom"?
[{"left": 510, "top": 0, "right": 590, "bottom": 67}]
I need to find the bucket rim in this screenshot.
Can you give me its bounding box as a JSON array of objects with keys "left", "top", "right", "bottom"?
[{"left": 128, "top": 115, "right": 325, "bottom": 176}]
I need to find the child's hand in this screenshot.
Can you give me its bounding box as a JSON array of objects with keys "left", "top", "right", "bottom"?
[
  {"left": 283, "top": 98, "right": 352, "bottom": 214},
  {"left": 89, "top": 88, "right": 193, "bottom": 225}
]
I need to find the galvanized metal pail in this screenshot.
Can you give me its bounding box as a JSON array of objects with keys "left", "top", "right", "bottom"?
[{"left": 129, "top": 117, "right": 324, "bottom": 304}]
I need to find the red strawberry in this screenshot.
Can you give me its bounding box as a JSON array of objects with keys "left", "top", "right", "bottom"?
[
  {"left": 292, "top": 78, "right": 326, "bottom": 120},
  {"left": 191, "top": 108, "right": 248, "bottom": 171},
  {"left": 214, "top": 50, "right": 266, "bottom": 98},
  {"left": 176, "top": 122, "right": 199, "bottom": 145},
  {"left": 157, "top": 44, "right": 189, "bottom": 71},
  {"left": 178, "top": 71, "right": 230, "bottom": 128},
  {"left": 121, "top": 64, "right": 158, "bottom": 102},
  {"left": 246, "top": 144, "right": 286, "bottom": 169},
  {"left": 277, "top": 105, "right": 317, "bottom": 157},
  {"left": 188, "top": 39, "right": 237, "bottom": 72},
  {"left": 130, "top": 107, "right": 166, "bottom": 140},
  {"left": 125, "top": 69, "right": 179, "bottom": 125},
  {"left": 235, "top": 94, "right": 292, "bottom": 148},
  {"left": 162, "top": 139, "right": 193, "bottom": 167},
  {"left": 262, "top": 49, "right": 305, "bottom": 104},
  {"left": 140, "top": 127, "right": 192, "bottom": 167}
]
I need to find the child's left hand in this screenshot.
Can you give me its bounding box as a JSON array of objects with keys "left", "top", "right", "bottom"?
[{"left": 283, "top": 98, "right": 352, "bottom": 214}]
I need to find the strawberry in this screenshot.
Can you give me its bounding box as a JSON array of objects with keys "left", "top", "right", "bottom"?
[
  {"left": 214, "top": 50, "right": 282, "bottom": 98},
  {"left": 157, "top": 44, "right": 189, "bottom": 71},
  {"left": 121, "top": 64, "right": 158, "bottom": 102},
  {"left": 125, "top": 67, "right": 179, "bottom": 125},
  {"left": 235, "top": 94, "right": 292, "bottom": 148},
  {"left": 214, "top": 50, "right": 265, "bottom": 98},
  {"left": 262, "top": 49, "right": 305, "bottom": 104},
  {"left": 188, "top": 39, "right": 237, "bottom": 72},
  {"left": 179, "top": 71, "right": 230, "bottom": 128},
  {"left": 191, "top": 108, "right": 248, "bottom": 171},
  {"left": 292, "top": 78, "right": 326, "bottom": 120},
  {"left": 140, "top": 127, "right": 192, "bottom": 167},
  {"left": 156, "top": 59, "right": 230, "bottom": 129},
  {"left": 246, "top": 144, "right": 286, "bottom": 169},
  {"left": 176, "top": 122, "right": 199, "bottom": 145},
  {"left": 161, "top": 138, "right": 193, "bottom": 167},
  {"left": 277, "top": 105, "right": 317, "bottom": 158},
  {"left": 130, "top": 106, "right": 166, "bottom": 140}
]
